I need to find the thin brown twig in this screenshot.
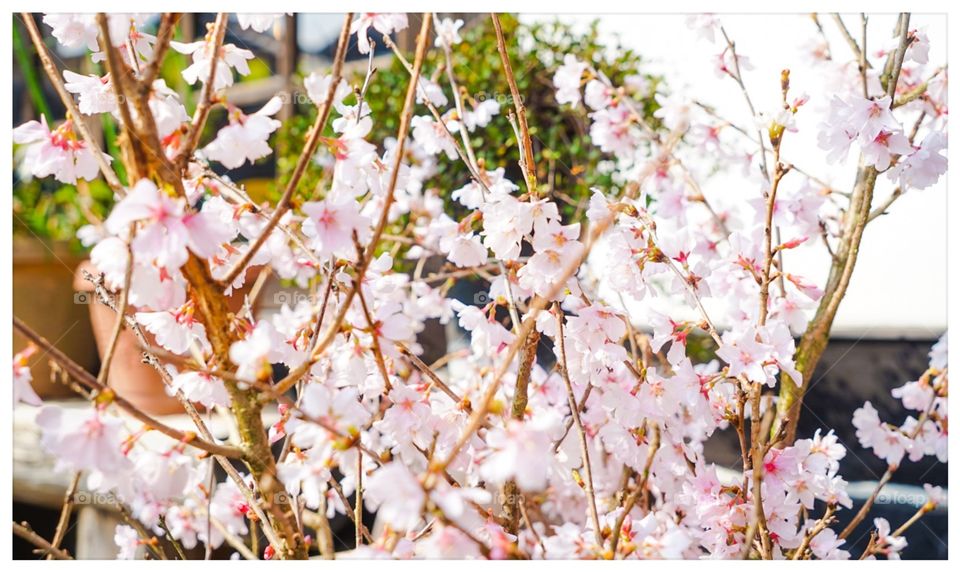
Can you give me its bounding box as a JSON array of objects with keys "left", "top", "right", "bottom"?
[
  {"left": 12, "top": 316, "right": 243, "bottom": 459},
  {"left": 47, "top": 471, "right": 83, "bottom": 559},
  {"left": 491, "top": 14, "right": 538, "bottom": 192},
  {"left": 95, "top": 228, "right": 135, "bottom": 387},
  {"left": 219, "top": 13, "right": 355, "bottom": 286},
  {"left": 175, "top": 13, "right": 228, "bottom": 171},
  {"left": 554, "top": 305, "right": 602, "bottom": 547},
  {"left": 792, "top": 504, "right": 837, "bottom": 560},
  {"left": 831, "top": 14, "right": 870, "bottom": 68},
  {"left": 13, "top": 522, "right": 73, "bottom": 560},
  {"left": 609, "top": 424, "right": 660, "bottom": 556},
  {"left": 398, "top": 343, "right": 464, "bottom": 406},
  {"left": 139, "top": 13, "right": 178, "bottom": 89}
]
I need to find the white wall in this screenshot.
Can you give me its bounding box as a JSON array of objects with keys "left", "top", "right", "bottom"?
[{"left": 523, "top": 14, "right": 947, "bottom": 338}]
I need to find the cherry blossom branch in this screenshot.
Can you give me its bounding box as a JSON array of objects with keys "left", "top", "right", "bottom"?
[
  {"left": 609, "top": 423, "right": 660, "bottom": 556},
  {"left": 175, "top": 13, "right": 228, "bottom": 171},
  {"left": 891, "top": 500, "right": 935, "bottom": 538},
  {"left": 326, "top": 478, "right": 376, "bottom": 542},
  {"left": 502, "top": 328, "right": 541, "bottom": 534},
  {"left": 719, "top": 25, "right": 770, "bottom": 181},
  {"left": 758, "top": 120, "right": 789, "bottom": 325},
  {"left": 398, "top": 343, "right": 466, "bottom": 407},
  {"left": 265, "top": 14, "right": 433, "bottom": 399},
  {"left": 519, "top": 500, "right": 547, "bottom": 555},
  {"left": 830, "top": 14, "right": 870, "bottom": 69},
  {"left": 138, "top": 350, "right": 288, "bottom": 555},
  {"left": 96, "top": 15, "right": 145, "bottom": 180},
  {"left": 881, "top": 14, "right": 910, "bottom": 98},
  {"left": 430, "top": 128, "right": 684, "bottom": 479},
  {"left": 356, "top": 280, "right": 392, "bottom": 395},
  {"left": 693, "top": 99, "right": 834, "bottom": 191},
  {"left": 555, "top": 305, "right": 603, "bottom": 547},
  {"left": 79, "top": 268, "right": 282, "bottom": 538},
  {"left": 12, "top": 316, "right": 243, "bottom": 459},
  {"left": 859, "top": 15, "right": 869, "bottom": 97},
  {"left": 775, "top": 13, "right": 913, "bottom": 445},
  {"left": 95, "top": 230, "right": 134, "bottom": 387},
  {"left": 19, "top": 13, "right": 123, "bottom": 192},
  {"left": 746, "top": 386, "right": 772, "bottom": 559},
  {"left": 866, "top": 186, "right": 903, "bottom": 222},
  {"left": 139, "top": 13, "right": 178, "bottom": 89},
  {"left": 382, "top": 34, "right": 494, "bottom": 194},
  {"left": 47, "top": 471, "right": 82, "bottom": 560},
  {"left": 426, "top": 25, "right": 524, "bottom": 333},
  {"left": 809, "top": 14, "right": 834, "bottom": 61},
  {"left": 552, "top": 385, "right": 592, "bottom": 453},
  {"left": 893, "top": 66, "right": 945, "bottom": 108},
  {"left": 302, "top": 504, "right": 338, "bottom": 559},
  {"left": 360, "top": 14, "right": 433, "bottom": 265},
  {"left": 433, "top": 19, "right": 483, "bottom": 176},
  {"left": 838, "top": 470, "right": 893, "bottom": 540},
  {"left": 219, "top": 13, "right": 354, "bottom": 286},
  {"left": 208, "top": 514, "right": 259, "bottom": 560},
  {"left": 681, "top": 165, "right": 731, "bottom": 238},
  {"left": 838, "top": 392, "right": 937, "bottom": 540},
  {"left": 791, "top": 504, "right": 836, "bottom": 560},
  {"left": 354, "top": 449, "right": 364, "bottom": 548},
  {"left": 157, "top": 515, "right": 188, "bottom": 559},
  {"left": 12, "top": 522, "right": 73, "bottom": 560},
  {"left": 96, "top": 13, "right": 188, "bottom": 192},
  {"left": 115, "top": 502, "right": 168, "bottom": 559}
]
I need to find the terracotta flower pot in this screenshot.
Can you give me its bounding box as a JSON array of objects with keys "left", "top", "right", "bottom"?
[
  {"left": 13, "top": 236, "right": 97, "bottom": 400},
  {"left": 70, "top": 260, "right": 264, "bottom": 416},
  {"left": 73, "top": 260, "right": 186, "bottom": 416}
]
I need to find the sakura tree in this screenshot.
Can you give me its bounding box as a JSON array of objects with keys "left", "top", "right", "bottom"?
[{"left": 11, "top": 11, "right": 948, "bottom": 560}]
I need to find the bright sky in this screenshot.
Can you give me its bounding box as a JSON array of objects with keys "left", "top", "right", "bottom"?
[{"left": 524, "top": 14, "right": 947, "bottom": 338}]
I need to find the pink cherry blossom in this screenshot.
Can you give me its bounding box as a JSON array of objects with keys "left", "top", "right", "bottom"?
[
  {"left": 13, "top": 345, "right": 42, "bottom": 406},
  {"left": 36, "top": 405, "right": 132, "bottom": 475},
  {"left": 301, "top": 196, "right": 371, "bottom": 260},
  {"left": 172, "top": 40, "right": 254, "bottom": 90},
  {"left": 106, "top": 179, "right": 231, "bottom": 270},
  {"left": 113, "top": 524, "right": 140, "bottom": 559},
  {"left": 716, "top": 328, "right": 775, "bottom": 385},
  {"left": 236, "top": 14, "right": 280, "bottom": 33},
  {"left": 350, "top": 13, "right": 409, "bottom": 54},
  {"left": 13, "top": 116, "right": 109, "bottom": 184},
  {"left": 553, "top": 54, "right": 588, "bottom": 107},
  {"left": 204, "top": 97, "right": 283, "bottom": 169}
]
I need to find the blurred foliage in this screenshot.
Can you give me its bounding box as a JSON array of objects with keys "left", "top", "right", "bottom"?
[
  {"left": 277, "top": 16, "right": 662, "bottom": 216},
  {"left": 316, "top": 16, "right": 658, "bottom": 271},
  {"left": 13, "top": 177, "right": 114, "bottom": 248}
]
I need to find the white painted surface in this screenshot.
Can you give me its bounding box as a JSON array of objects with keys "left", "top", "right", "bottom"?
[{"left": 524, "top": 14, "right": 947, "bottom": 338}]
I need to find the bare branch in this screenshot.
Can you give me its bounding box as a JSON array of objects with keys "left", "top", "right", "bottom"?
[{"left": 12, "top": 522, "right": 73, "bottom": 560}]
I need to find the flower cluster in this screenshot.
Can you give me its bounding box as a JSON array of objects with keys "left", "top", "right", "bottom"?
[{"left": 11, "top": 12, "right": 948, "bottom": 561}]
